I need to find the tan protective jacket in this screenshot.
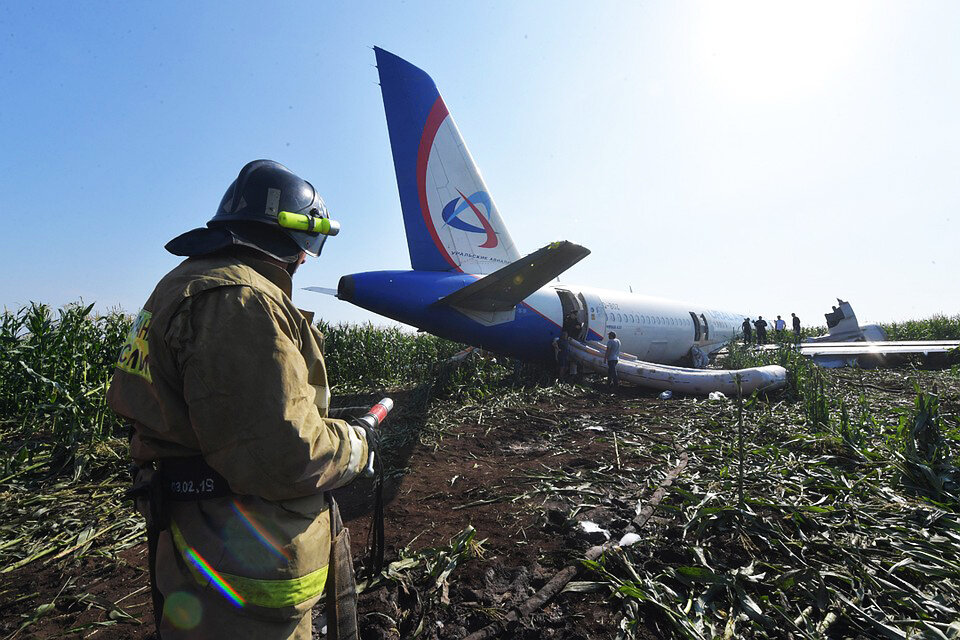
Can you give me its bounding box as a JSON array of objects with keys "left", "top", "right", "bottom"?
[{"left": 107, "top": 251, "right": 367, "bottom": 621}]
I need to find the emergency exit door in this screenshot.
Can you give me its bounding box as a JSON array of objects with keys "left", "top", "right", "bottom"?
[
  {"left": 556, "top": 289, "right": 587, "bottom": 340},
  {"left": 689, "top": 312, "right": 701, "bottom": 341}
]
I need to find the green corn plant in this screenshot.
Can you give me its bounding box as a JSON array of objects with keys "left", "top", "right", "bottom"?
[
  {"left": 317, "top": 320, "right": 471, "bottom": 390},
  {"left": 796, "top": 362, "right": 830, "bottom": 431},
  {"left": 882, "top": 314, "right": 960, "bottom": 341},
  {"left": 1, "top": 303, "right": 130, "bottom": 478},
  {"left": 892, "top": 384, "right": 958, "bottom": 504}
]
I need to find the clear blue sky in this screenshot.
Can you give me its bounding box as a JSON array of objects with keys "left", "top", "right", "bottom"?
[{"left": 1, "top": 1, "right": 957, "bottom": 327}]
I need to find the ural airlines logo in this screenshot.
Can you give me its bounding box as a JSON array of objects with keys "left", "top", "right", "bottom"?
[{"left": 440, "top": 189, "right": 499, "bottom": 248}]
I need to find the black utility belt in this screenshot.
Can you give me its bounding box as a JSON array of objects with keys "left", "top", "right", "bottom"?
[{"left": 159, "top": 456, "right": 234, "bottom": 501}]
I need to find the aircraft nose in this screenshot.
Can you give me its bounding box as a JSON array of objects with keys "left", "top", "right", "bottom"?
[{"left": 337, "top": 275, "right": 355, "bottom": 302}]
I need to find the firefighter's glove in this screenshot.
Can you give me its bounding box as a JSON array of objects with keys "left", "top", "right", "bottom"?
[{"left": 349, "top": 418, "right": 380, "bottom": 477}]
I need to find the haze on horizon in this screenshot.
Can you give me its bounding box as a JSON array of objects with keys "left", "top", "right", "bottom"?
[{"left": 1, "top": 1, "right": 957, "bottom": 329}]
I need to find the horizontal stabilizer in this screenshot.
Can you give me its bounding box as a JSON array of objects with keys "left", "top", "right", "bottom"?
[
  {"left": 304, "top": 286, "right": 339, "bottom": 297},
  {"left": 435, "top": 241, "right": 590, "bottom": 312}
]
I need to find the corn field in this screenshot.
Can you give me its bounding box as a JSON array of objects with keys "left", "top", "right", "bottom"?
[
  {"left": 0, "top": 303, "right": 129, "bottom": 479},
  {"left": 0, "top": 303, "right": 511, "bottom": 481},
  {"left": 2, "top": 302, "right": 958, "bottom": 481},
  {"left": 318, "top": 319, "right": 488, "bottom": 392},
  {"left": 583, "top": 368, "right": 960, "bottom": 639},
  {"left": 2, "top": 302, "right": 959, "bottom": 639},
  {"left": 883, "top": 314, "right": 960, "bottom": 341}
]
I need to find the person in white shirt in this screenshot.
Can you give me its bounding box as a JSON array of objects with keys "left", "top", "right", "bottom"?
[
  {"left": 604, "top": 331, "right": 621, "bottom": 388},
  {"left": 774, "top": 315, "right": 786, "bottom": 340}
]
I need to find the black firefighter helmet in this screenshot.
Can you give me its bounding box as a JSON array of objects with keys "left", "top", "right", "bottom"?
[{"left": 166, "top": 160, "right": 340, "bottom": 262}]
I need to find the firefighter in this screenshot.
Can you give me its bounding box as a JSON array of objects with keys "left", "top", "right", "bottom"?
[{"left": 107, "top": 160, "right": 373, "bottom": 639}]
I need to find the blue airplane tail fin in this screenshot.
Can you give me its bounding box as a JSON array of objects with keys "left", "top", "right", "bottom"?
[{"left": 375, "top": 47, "right": 521, "bottom": 274}]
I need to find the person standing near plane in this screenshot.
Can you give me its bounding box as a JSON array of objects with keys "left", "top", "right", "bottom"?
[
  {"left": 792, "top": 313, "right": 802, "bottom": 344},
  {"left": 563, "top": 310, "right": 582, "bottom": 340},
  {"left": 754, "top": 316, "right": 768, "bottom": 345},
  {"left": 107, "top": 160, "right": 373, "bottom": 640},
  {"left": 742, "top": 318, "right": 752, "bottom": 346},
  {"left": 553, "top": 330, "right": 570, "bottom": 380},
  {"left": 605, "top": 331, "right": 621, "bottom": 388},
  {"left": 774, "top": 315, "right": 786, "bottom": 341}
]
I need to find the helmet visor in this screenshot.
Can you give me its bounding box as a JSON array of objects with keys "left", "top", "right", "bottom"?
[{"left": 300, "top": 230, "right": 327, "bottom": 257}]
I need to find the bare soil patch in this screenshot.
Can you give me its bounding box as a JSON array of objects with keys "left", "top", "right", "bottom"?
[{"left": 2, "top": 384, "right": 665, "bottom": 639}]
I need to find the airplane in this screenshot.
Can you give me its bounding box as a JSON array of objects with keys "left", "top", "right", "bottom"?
[
  {"left": 309, "top": 48, "right": 785, "bottom": 392},
  {"left": 793, "top": 299, "right": 960, "bottom": 368}
]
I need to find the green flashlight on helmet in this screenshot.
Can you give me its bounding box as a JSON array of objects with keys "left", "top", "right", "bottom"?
[{"left": 277, "top": 209, "right": 341, "bottom": 237}]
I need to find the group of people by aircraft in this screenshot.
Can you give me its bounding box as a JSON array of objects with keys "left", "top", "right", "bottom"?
[
  {"left": 742, "top": 313, "right": 802, "bottom": 345},
  {"left": 552, "top": 329, "right": 623, "bottom": 388}
]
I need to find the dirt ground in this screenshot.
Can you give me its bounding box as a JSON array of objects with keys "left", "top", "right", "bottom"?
[
  {"left": 1, "top": 383, "right": 668, "bottom": 640},
  {"left": 7, "top": 366, "right": 955, "bottom": 639}
]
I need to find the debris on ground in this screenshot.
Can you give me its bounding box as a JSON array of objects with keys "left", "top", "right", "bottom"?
[{"left": 2, "top": 367, "right": 960, "bottom": 639}]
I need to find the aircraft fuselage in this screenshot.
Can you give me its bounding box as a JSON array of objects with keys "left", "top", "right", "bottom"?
[{"left": 339, "top": 270, "right": 742, "bottom": 364}]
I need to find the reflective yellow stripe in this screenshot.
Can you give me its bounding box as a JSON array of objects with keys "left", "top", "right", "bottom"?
[
  {"left": 170, "top": 521, "right": 328, "bottom": 608},
  {"left": 116, "top": 309, "right": 153, "bottom": 382}
]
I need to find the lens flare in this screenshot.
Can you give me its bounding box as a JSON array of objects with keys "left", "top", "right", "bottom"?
[
  {"left": 185, "top": 548, "right": 245, "bottom": 608},
  {"left": 163, "top": 591, "right": 202, "bottom": 630},
  {"left": 231, "top": 500, "right": 291, "bottom": 561}
]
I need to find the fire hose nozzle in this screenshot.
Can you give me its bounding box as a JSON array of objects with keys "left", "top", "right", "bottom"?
[{"left": 360, "top": 398, "right": 393, "bottom": 477}]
